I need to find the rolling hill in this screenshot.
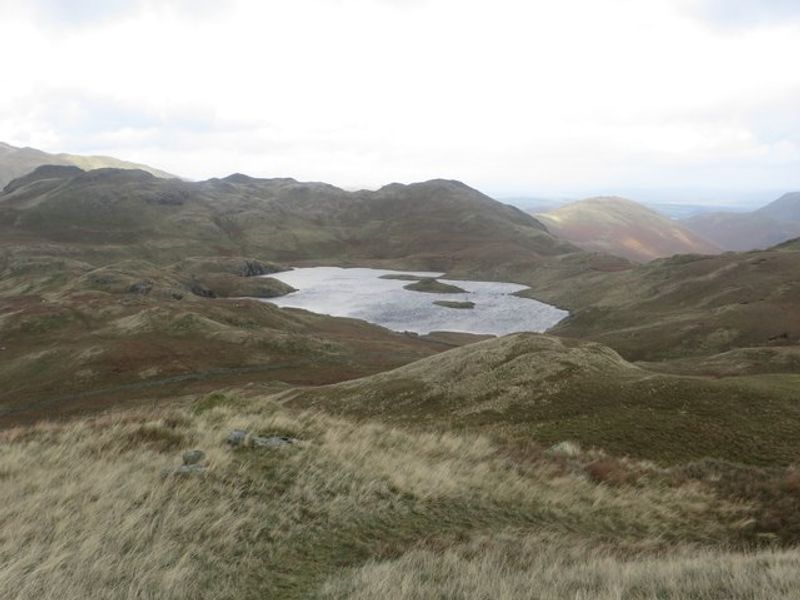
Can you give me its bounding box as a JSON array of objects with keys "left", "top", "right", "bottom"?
[
  {"left": 2, "top": 166, "right": 800, "bottom": 598},
  {"left": 0, "top": 166, "right": 578, "bottom": 268},
  {"left": 682, "top": 192, "right": 800, "bottom": 251},
  {"left": 0, "top": 141, "right": 176, "bottom": 188},
  {"left": 511, "top": 244, "right": 800, "bottom": 362},
  {"left": 286, "top": 332, "right": 800, "bottom": 465},
  {"left": 536, "top": 197, "right": 720, "bottom": 262},
  {"left": 0, "top": 167, "right": 578, "bottom": 419}
]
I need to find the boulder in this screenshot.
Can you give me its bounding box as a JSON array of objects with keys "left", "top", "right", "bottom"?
[
  {"left": 251, "top": 435, "right": 297, "bottom": 448},
  {"left": 182, "top": 449, "right": 206, "bottom": 465},
  {"left": 226, "top": 430, "right": 248, "bottom": 447}
]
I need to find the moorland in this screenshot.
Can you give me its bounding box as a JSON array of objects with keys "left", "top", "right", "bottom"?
[{"left": 2, "top": 159, "right": 800, "bottom": 598}]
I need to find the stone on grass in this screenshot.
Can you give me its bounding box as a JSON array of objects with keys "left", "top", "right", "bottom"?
[
  {"left": 226, "top": 430, "right": 248, "bottom": 447},
  {"left": 251, "top": 435, "right": 297, "bottom": 448},
  {"left": 224, "top": 430, "right": 299, "bottom": 449},
  {"left": 182, "top": 449, "right": 206, "bottom": 465}
]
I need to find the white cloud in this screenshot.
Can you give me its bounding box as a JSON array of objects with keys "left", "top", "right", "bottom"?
[{"left": 0, "top": 0, "right": 798, "bottom": 201}]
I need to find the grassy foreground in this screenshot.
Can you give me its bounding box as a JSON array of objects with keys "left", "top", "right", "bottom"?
[{"left": 1, "top": 389, "right": 799, "bottom": 599}]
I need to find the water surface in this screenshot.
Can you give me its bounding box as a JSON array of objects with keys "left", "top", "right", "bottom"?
[{"left": 260, "top": 267, "right": 568, "bottom": 336}]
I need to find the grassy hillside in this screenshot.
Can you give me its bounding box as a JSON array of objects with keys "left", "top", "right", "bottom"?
[
  {"left": 3, "top": 167, "right": 799, "bottom": 368},
  {"left": 537, "top": 196, "right": 720, "bottom": 262},
  {"left": 286, "top": 333, "right": 800, "bottom": 465},
  {"left": 1, "top": 165, "right": 799, "bottom": 597},
  {"left": 0, "top": 141, "right": 175, "bottom": 188},
  {"left": 0, "top": 168, "right": 577, "bottom": 269},
  {"left": 0, "top": 253, "right": 469, "bottom": 424},
  {"left": 0, "top": 167, "right": 582, "bottom": 423},
  {"left": 2, "top": 389, "right": 799, "bottom": 599},
  {"left": 506, "top": 246, "right": 800, "bottom": 361}
]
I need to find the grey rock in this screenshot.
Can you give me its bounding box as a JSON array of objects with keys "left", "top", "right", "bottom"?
[
  {"left": 182, "top": 449, "right": 206, "bottom": 465},
  {"left": 251, "top": 435, "right": 297, "bottom": 448},
  {"left": 226, "top": 430, "right": 248, "bottom": 447}
]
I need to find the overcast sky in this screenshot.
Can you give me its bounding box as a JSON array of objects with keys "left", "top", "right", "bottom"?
[{"left": 0, "top": 0, "right": 798, "bottom": 204}]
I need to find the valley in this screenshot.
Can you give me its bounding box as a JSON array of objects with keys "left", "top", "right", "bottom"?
[
  {"left": 5, "top": 1, "right": 800, "bottom": 596},
  {"left": 1, "top": 161, "right": 800, "bottom": 599}
]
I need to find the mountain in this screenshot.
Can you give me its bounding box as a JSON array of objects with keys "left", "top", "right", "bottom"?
[
  {"left": 757, "top": 192, "right": 800, "bottom": 221},
  {"left": 0, "top": 141, "right": 176, "bottom": 188},
  {"left": 0, "top": 167, "right": 578, "bottom": 269},
  {"left": 0, "top": 166, "right": 578, "bottom": 416},
  {"left": 681, "top": 192, "right": 800, "bottom": 251},
  {"left": 535, "top": 196, "right": 720, "bottom": 262}
]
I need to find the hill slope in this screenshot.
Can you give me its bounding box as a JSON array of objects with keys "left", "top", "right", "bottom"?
[
  {"left": 0, "top": 141, "right": 176, "bottom": 188},
  {"left": 5, "top": 385, "right": 799, "bottom": 598},
  {"left": 682, "top": 192, "right": 800, "bottom": 251},
  {"left": 758, "top": 192, "right": 800, "bottom": 221},
  {"left": 536, "top": 197, "right": 720, "bottom": 262},
  {"left": 514, "top": 244, "right": 800, "bottom": 362},
  {"left": 287, "top": 332, "right": 800, "bottom": 465},
  {"left": 0, "top": 167, "right": 578, "bottom": 269}
]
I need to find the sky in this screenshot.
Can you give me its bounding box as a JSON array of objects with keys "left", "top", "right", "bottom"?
[{"left": 0, "top": 0, "right": 798, "bottom": 205}]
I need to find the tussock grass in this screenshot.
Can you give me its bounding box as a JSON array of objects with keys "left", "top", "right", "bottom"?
[
  {"left": 0, "top": 394, "right": 792, "bottom": 598},
  {"left": 288, "top": 333, "right": 800, "bottom": 465},
  {"left": 321, "top": 532, "right": 800, "bottom": 600}
]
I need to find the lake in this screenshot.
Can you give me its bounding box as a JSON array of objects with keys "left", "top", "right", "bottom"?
[{"left": 259, "top": 267, "right": 568, "bottom": 336}]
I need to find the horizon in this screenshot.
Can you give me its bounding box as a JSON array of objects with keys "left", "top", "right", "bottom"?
[
  {"left": 1, "top": 0, "right": 799, "bottom": 205},
  {"left": 2, "top": 138, "right": 793, "bottom": 209}
]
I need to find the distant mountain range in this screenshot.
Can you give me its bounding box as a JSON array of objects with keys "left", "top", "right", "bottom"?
[
  {"left": 0, "top": 141, "right": 176, "bottom": 188},
  {"left": 681, "top": 193, "right": 800, "bottom": 251},
  {"left": 535, "top": 197, "right": 720, "bottom": 262}
]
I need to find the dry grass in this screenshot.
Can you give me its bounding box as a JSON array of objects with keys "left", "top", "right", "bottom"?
[
  {"left": 321, "top": 532, "right": 800, "bottom": 600},
  {"left": 0, "top": 392, "right": 793, "bottom": 598}
]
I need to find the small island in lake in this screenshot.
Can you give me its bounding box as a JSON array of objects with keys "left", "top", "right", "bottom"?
[
  {"left": 404, "top": 278, "right": 467, "bottom": 294},
  {"left": 433, "top": 300, "right": 475, "bottom": 309}
]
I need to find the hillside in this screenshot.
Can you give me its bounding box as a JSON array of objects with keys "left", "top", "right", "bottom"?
[
  {"left": 0, "top": 141, "right": 176, "bottom": 188},
  {"left": 5, "top": 166, "right": 800, "bottom": 366},
  {"left": 682, "top": 192, "right": 800, "bottom": 251},
  {"left": 536, "top": 196, "right": 720, "bottom": 262},
  {"left": 287, "top": 332, "right": 800, "bottom": 465},
  {"left": 0, "top": 168, "right": 577, "bottom": 419},
  {"left": 512, "top": 245, "right": 800, "bottom": 361},
  {"left": 1, "top": 168, "right": 800, "bottom": 598},
  {"left": 758, "top": 192, "right": 800, "bottom": 221},
  {"left": 0, "top": 167, "right": 577, "bottom": 269},
  {"left": 5, "top": 383, "right": 800, "bottom": 598}
]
